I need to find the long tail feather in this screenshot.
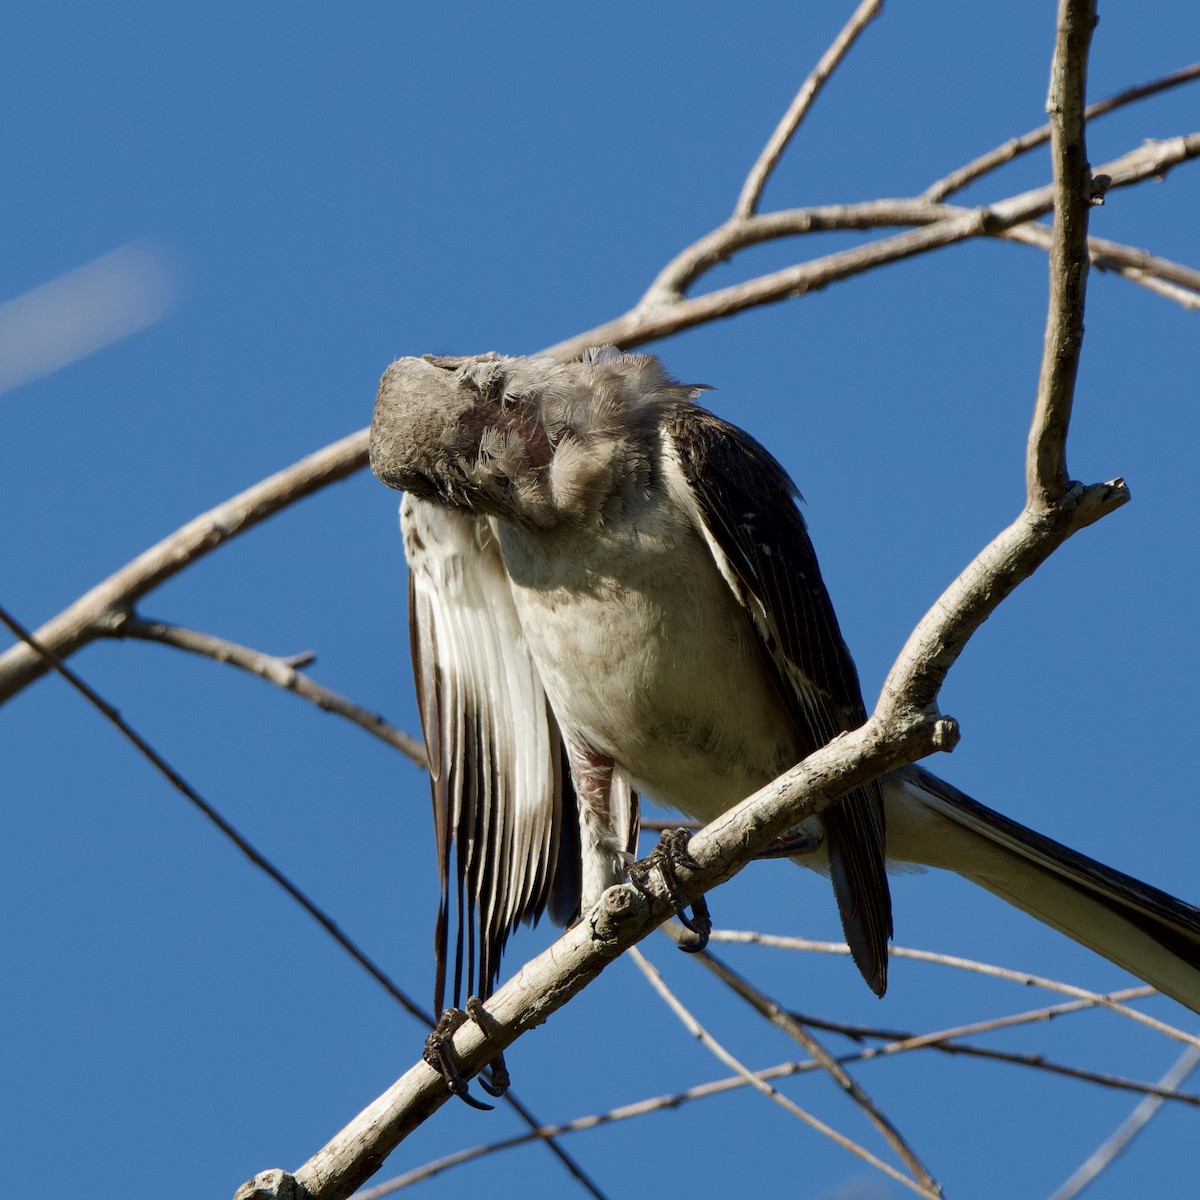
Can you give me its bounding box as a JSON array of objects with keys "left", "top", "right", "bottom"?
[{"left": 885, "top": 764, "right": 1200, "bottom": 1014}]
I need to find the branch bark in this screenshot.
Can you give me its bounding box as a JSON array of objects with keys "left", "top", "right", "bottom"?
[
  {"left": 668, "top": 931, "right": 940, "bottom": 1192},
  {"left": 923, "top": 60, "right": 1200, "bottom": 201},
  {"left": 0, "top": 429, "right": 368, "bottom": 702},
  {"left": 116, "top": 615, "right": 427, "bottom": 763},
  {"left": 733, "top": 0, "right": 883, "bottom": 218},
  {"left": 627, "top": 946, "right": 942, "bottom": 1198},
  {"left": 1028, "top": 0, "right": 1098, "bottom": 507}
]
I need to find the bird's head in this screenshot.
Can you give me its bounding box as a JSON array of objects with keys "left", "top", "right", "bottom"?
[{"left": 370, "top": 349, "right": 701, "bottom": 529}]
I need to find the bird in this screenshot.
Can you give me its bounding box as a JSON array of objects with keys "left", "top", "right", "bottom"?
[{"left": 369, "top": 347, "right": 1200, "bottom": 1038}]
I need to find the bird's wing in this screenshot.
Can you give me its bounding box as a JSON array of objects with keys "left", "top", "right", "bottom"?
[
  {"left": 663, "top": 404, "right": 892, "bottom": 995},
  {"left": 402, "top": 494, "right": 579, "bottom": 1012}
]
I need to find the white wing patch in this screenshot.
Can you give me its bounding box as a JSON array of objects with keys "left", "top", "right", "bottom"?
[{"left": 402, "top": 495, "right": 572, "bottom": 1008}]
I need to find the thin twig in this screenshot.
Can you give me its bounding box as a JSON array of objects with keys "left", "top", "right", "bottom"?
[
  {"left": 356, "top": 1029, "right": 1200, "bottom": 1200},
  {"left": 682, "top": 926, "right": 1199, "bottom": 1103},
  {"left": 660, "top": 924, "right": 941, "bottom": 1193},
  {"left": 0, "top": 600, "right": 431, "bottom": 1026},
  {"left": 924, "top": 60, "right": 1200, "bottom": 201},
  {"left": 828, "top": 991, "right": 1155, "bottom": 1056},
  {"left": 117, "top": 614, "right": 427, "bottom": 764},
  {"left": 734, "top": 0, "right": 883, "bottom": 218},
  {"left": 0, "top": 428, "right": 370, "bottom": 703},
  {"left": 1004, "top": 222, "right": 1200, "bottom": 309},
  {"left": 873, "top": 107, "right": 1134, "bottom": 722},
  {"left": 708, "top": 931, "right": 1200, "bottom": 1048},
  {"left": 1091, "top": 270, "right": 1200, "bottom": 311},
  {"left": 1084, "top": 231, "right": 1200, "bottom": 300},
  {"left": 494, "top": 1092, "right": 612, "bottom": 1200},
  {"left": 891, "top": 1037, "right": 1200, "bottom": 1105},
  {"left": 785, "top": 988, "right": 1200, "bottom": 1103},
  {"left": 373, "top": 985, "right": 1200, "bottom": 1196},
  {"left": 354, "top": 1059, "right": 819, "bottom": 1197},
  {"left": 1027, "top": 0, "right": 1097, "bottom": 507},
  {"left": 789, "top": 985, "right": 1156, "bottom": 1045},
  {"left": 549, "top": 134, "right": 1200, "bottom": 362},
  {"left": 644, "top": 189, "right": 1200, "bottom": 313},
  {"left": 1047, "top": 1044, "right": 1200, "bottom": 1200},
  {"left": 627, "top": 948, "right": 942, "bottom": 1199},
  {"left": 641, "top": 199, "right": 946, "bottom": 306}
]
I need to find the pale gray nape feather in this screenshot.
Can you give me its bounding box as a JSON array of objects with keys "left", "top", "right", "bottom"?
[{"left": 370, "top": 348, "right": 1200, "bottom": 1015}]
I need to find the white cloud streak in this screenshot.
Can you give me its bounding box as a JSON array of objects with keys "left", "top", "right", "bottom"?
[{"left": 0, "top": 241, "right": 179, "bottom": 396}]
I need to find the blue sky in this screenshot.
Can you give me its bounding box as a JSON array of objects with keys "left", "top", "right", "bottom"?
[{"left": 3, "top": 4, "right": 1199, "bottom": 1198}]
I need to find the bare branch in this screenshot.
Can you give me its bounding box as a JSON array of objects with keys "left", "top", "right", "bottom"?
[
  {"left": 1004, "top": 222, "right": 1200, "bottom": 310},
  {"left": 628, "top": 948, "right": 942, "bottom": 1199},
  {"left": 641, "top": 817, "right": 702, "bottom": 834},
  {"left": 869, "top": 13, "right": 1152, "bottom": 720},
  {"left": 648, "top": 176, "right": 1200, "bottom": 311},
  {"left": 733, "top": 0, "right": 883, "bottom": 218},
  {"left": 0, "top": 600, "right": 432, "bottom": 1026},
  {"left": 785, "top": 988, "right": 1200, "bottom": 1104},
  {"left": 1028, "top": 0, "right": 1098, "bottom": 507},
  {"left": 876, "top": 471, "right": 1129, "bottom": 721},
  {"left": 495, "top": 1093, "right": 612, "bottom": 1200},
  {"left": 548, "top": 135, "right": 1200, "bottom": 362},
  {"left": 116, "top": 615, "right": 427, "bottom": 764},
  {"left": 881, "top": 1034, "right": 1200, "bottom": 1106},
  {"left": 709, "top": 932, "right": 1200, "bottom": 1048},
  {"left": 356, "top": 1059, "right": 824, "bottom": 1197},
  {"left": 923, "top": 60, "right": 1200, "bottom": 201},
  {"left": 663, "top": 927, "right": 940, "bottom": 1192},
  {"left": 641, "top": 199, "right": 945, "bottom": 305},
  {"left": 0, "top": 428, "right": 369, "bottom": 703},
  {"left": 359, "top": 1031, "right": 1200, "bottom": 1199},
  {"left": 791, "top": 984, "right": 1156, "bottom": 1046},
  {"left": 1048, "top": 1044, "right": 1200, "bottom": 1200},
  {"left": 1083, "top": 233, "right": 1200, "bottom": 296},
  {"left": 1085, "top": 267, "right": 1200, "bottom": 311}
]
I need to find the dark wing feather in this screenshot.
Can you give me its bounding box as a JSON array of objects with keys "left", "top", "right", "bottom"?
[
  {"left": 665, "top": 405, "right": 893, "bottom": 995},
  {"left": 402, "top": 495, "right": 580, "bottom": 1012}
]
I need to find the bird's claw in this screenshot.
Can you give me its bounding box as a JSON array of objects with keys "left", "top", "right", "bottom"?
[
  {"left": 422, "top": 999, "right": 510, "bottom": 1110},
  {"left": 628, "top": 827, "right": 712, "bottom": 952},
  {"left": 467, "top": 997, "right": 511, "bottom": 1097}
]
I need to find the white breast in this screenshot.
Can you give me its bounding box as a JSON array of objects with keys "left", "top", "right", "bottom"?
[{"left": 494, "top": 488, "right": 801, "bottom": 824}]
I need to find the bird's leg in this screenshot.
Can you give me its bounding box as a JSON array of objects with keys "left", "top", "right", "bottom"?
[
  {"left": 565, "top": 740, "right": 640, "bottom": 909},
  {"left": 629, "top": 827, "right": 712, "bottom": 952},
  {"left": 422, "top": 1000, "right": 508, "bottom": 1111},
  {"left": 565, "top": 741, "right": 711, "bottom": 948}
]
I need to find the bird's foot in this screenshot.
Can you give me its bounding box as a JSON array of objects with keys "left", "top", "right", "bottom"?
[
  {"left": 628, "top": 827, "right": 712, "bottom": 952},
  {"left": 422, "top": 997, "right": 510, "bottom": 1111}
]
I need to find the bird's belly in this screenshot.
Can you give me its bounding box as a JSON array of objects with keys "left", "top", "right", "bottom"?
[{"left": 496, "top": 515, "right": 800, "bottom": 823}]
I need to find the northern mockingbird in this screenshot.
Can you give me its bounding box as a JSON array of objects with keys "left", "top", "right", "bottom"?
[{"left": 370, "top": 348, "right": 1200, "bottom": 1054}]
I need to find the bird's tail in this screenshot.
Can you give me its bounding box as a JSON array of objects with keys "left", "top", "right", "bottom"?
[{"left": 883, "top": 764, "right": 1200, "bottom": 1014}]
